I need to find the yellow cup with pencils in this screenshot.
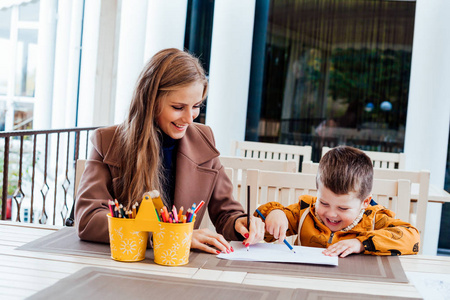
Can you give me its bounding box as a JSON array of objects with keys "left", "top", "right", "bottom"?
[
  {"left": 152, "top": 221, "right": 194, "bottom": 266},
  {"left": 107, "top": 214, "right": 148, "bottom": 262}
]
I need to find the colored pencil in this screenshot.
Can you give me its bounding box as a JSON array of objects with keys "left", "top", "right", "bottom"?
[
  {"left": 108, "top": 200, "right": 114, "bottom": 217},
  {"left": 247, "top": 185, "right": 250, "bottom": 251},
  {"left": 172, "top": 205, "right": 178, "bottom": 223},
  {"left": 155, "top": 208, "right": 160, "bottom": 221},
  {"left": 132, "top": 204, "right": 136, "bottom": 218},
  {"left": 178, "top": 206, "right": 184, "bottom": 221},
  {"left": 194, "top": 201, "right": 205, "bottom": 214}
]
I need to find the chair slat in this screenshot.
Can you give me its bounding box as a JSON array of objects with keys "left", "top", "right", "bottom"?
[{"left": 231, "top": 141, "right": 312, "bottom": 172}]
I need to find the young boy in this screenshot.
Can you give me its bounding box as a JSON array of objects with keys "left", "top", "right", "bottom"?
[{"left": 255, "top": 146, "right": 420, "bottom": 257}]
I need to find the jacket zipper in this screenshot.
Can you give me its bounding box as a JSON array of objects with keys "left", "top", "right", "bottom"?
[{"left": 328, "top": 232, "right": 334, "bottom": 244}]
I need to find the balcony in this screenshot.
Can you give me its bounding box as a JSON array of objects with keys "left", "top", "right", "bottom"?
[{"left": 0, "top": 127, "right": 99, "bottom": 225}]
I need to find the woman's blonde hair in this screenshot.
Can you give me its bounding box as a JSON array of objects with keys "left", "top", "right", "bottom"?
[{"left": 116, "top": 48, "right": 208, "bottom": 208}]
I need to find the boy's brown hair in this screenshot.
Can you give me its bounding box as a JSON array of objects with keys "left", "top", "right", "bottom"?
[{"left": 317, "top": 146, "right": 373, "bottom": 200}]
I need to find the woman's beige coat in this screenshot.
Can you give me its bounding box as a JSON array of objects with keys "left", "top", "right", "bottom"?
[{"left": 75, "top": 123, "right": 245, "bottom": 243}]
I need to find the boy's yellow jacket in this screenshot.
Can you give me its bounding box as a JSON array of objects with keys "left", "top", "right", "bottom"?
[{"left": 255, "top": 195, "right": 420, "bottom": 255}]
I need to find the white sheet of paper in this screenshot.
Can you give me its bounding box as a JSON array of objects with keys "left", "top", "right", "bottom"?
[{"left": 217, "top": 241, "right": 338, "bottom": 266}]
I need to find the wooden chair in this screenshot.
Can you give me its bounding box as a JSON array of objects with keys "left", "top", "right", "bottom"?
[
  {"left": 246, "top": 169, "right": 317, "bottom": 244},
  {"left": 321, "top": 146, "right": 406, "bottom": 169},
  {"left": 230, "top": 140, "right": 312, "bottom": 172},
  {"left": 66, "top": 159, "right": 87, "bottom": 226},
  {"left": 74, "top": 159, "right": 87, "bottom": 198},
  {"left": 372, "top": 168, "right": 429, "bottom": 246},
  {"left": 219, "top": 156, "right": 297, "bottom": 205},
  {"left": 301, "top": 160, "right": 319, "bottom": 174}
]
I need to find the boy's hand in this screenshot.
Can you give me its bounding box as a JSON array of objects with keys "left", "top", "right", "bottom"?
[
  {"left": 265, "top": 209, "right": 289, "bottom": 242},
  {"left": 322, "top": 239, "right": 364, "bottom": 257}
]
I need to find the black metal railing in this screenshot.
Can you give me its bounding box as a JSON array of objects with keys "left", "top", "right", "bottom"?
[{"left": 1, "top": 127, "right": 99, "bottom": 225}]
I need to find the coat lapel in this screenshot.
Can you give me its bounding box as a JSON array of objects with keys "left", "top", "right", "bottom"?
[{"left": 173, "top": 124, "right": 220, "bottom": 224}]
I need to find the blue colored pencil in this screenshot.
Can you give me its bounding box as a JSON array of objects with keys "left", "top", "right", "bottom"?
[{"left": 255, "top": 208, "right": 296, "bottom": 254}]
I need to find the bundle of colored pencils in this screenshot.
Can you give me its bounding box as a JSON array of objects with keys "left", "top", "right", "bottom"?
[
  {"left": 156, "top": 201, "right": 204, "bottom": 223},
  {"left": 108, "top": 199, "right": 139, "bottom": 219}
]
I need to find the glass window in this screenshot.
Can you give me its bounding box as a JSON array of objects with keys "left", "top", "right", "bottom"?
[
  {"left": 184, "top": 0, "right": 215, "bottom": 124},
  {"left": 15, "top": 29, "right": 38, "bottom": 97},
  {"left": 0, "top": 8, "right": 12, "bottom": 96},
  {"left": 438, "top": 128, "right": 450, "bottom": 254},
  {"left": 247, "top": 0, "right": 416, "bottom": 162},
  {"left": 0, "top": 101, "right": 6, "bottom": 131},
  {"left": 0, "top": 7, "right": 11, "bottom": 38},
  {"left": 13, "top": 101, "right": 34, "bottom": 130},
  {"left": 19, "top": 1, "right": 40, "bottom": 22},
  {"left": 0, "top": 39, "right": 11, "bottom": 96}
]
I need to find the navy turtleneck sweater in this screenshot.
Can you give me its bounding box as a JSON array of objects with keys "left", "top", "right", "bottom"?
[{"left": 160, "top": 132, "right": 178, "bottom": 207}]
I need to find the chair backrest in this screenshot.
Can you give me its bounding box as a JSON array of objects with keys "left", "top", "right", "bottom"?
[
  {"left": 246, "top": 169, "right": 318, "bottom": 212},
  {"left": 230, "top": 140, "right": 312, "bottom": 172},
  {"left": 301, "top": 160, "right": 319, "bottom": 174},
  {"left": 219, "top": 156, "right": 297, "bottom": 205},
  {"left": 66, "top": 159, "right": 87, "bottom": 227},
  {"left": 321, "top": 146, "right": 406, "bottom": 169},
  {"left": 74, "top": 159, "right": 87, "bottom": 198},
  {"left": 372, "top": 168, "right": 429, "bottom": 244},
  {"left": 246, "top": 169, "right": 318, "bottom": 244}
]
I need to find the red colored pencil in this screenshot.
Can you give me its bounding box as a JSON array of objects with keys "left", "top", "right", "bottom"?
[
  {"left": 108, "top": 200, "right": 114, "bottom": 217},
  {"left": 194, "top": 201, "right": 205, "bottom": 214}
]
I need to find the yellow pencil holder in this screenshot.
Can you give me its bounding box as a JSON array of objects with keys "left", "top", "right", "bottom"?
[
  {"left": 107, "top": 214, "right": 148, "bottom": 262},
  {"left": 107, "top": 191, "right": 195, "bottom": 266},
  {"left": 152, "top": 221, "right": 194, "bottom": 266}
]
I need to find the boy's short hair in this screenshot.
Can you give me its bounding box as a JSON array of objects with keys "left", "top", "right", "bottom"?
[{"left": 317, "top": 146, "right": 373, "bottom": 200}]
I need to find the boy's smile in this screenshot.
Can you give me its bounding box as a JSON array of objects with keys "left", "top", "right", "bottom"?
[{"left": 315, "top": 184, "right": 370, "bottom": 232}]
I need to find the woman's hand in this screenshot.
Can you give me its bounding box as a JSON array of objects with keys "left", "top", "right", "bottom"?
[
  {"left": 190, "top": 228, "right": 233, "bottom": 254},
  {"left": 322, "top": 239, "right": 364, "bottom": 257},
  {"left": 265, "top": 209, "right": 289, "bottom": 242},
  {"left": 235, "top": 215, "right": 265, "bottom": 246}
]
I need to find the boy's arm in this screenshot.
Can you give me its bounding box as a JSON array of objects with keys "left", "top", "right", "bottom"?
[
  {"left": 254, "top": 201, "right": 301, "bottom": 242},
  {"left": 355, "top": 209, "right": 420, "bottom": 255}
]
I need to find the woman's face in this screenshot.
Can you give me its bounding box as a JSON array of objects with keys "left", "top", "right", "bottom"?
[{"left": 156, "top": 82, "right": 204, "bottom": 139}]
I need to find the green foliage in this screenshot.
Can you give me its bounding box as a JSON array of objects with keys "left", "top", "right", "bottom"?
[
  {"left": 0, "top": 156, "right": 19, "bottom": 196},
  {"left": 327, "top": 48, "right": 411, "bottom": 127}
]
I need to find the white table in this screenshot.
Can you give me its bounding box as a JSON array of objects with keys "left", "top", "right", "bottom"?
[
  {"left": 410, "top": 183, "right": 450, "bottom": 255},
  {"left": 411, "top": 183, "right": 450, "bottom": 204},
  {"left": 1, "top": 221, "right": 450, "bottom": 299}
]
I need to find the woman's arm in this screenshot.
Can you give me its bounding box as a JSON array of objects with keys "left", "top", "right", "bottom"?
[{"left": 75, "top": 129, "right": 115, "bottom": 243}]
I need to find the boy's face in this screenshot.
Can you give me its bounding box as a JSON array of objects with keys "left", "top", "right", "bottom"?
[{"left": 315, "top": 183, "right": 370, "bottom": 232}]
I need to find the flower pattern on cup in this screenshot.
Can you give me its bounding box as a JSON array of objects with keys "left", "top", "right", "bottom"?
[
  {"left": 114, "top": 227, "right": 124, "bottom": 239},
  {"left": 155, "top": 225, "right": 165, "bottom": 240},
  {"left": 160, "top": 248, "right": 177, "bottom": 265},
  {"left": 120, "top": 239, "right": 137, "bottom": 255},
  {"left": 182, "top": 232, "right": 192, "bottom": 247}
]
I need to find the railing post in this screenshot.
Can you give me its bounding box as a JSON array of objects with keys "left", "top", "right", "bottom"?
[{"left": 2, "top": 137, "right": 10, "bottom": 220}]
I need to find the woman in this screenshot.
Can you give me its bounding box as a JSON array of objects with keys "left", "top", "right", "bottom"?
[{"left": 75, "top": 48, "right": 264, "bottom": 254}]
